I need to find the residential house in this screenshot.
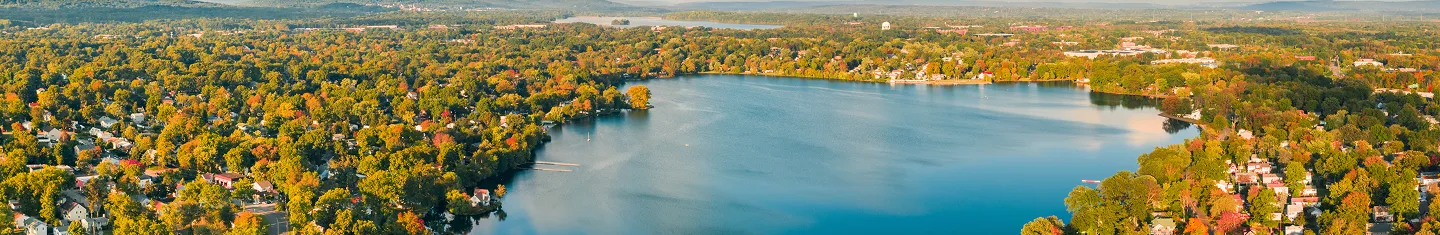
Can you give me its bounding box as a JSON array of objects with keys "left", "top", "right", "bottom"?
[
  {"left": 74, "top": 141, "right": 99, "bottom": 155},
  {"left": 1151, "top": 217, "right": 1176, "bottom": 235},
  {"left": 1301, "top": 186, "right": 1318, "bottom": 197},
  {"left": 1291, "top": 197, "right": 1320, "bottom": 206},
  {"left": 204, "top": 173, "right": 245, "bottom": 189},
  {"left": 1261, "top": 174, "right": 1282, "bottom": 184},
  {"left": 1285, "top": 226, "right": 1303, "bottom": 235},
  {"left": 80, "top": 217, "right": 108, "bottom": 234},
  {"left": 1368, "top": 223, "right": 1392, "bottom": 235},
  {"left": 61, "top": 201, "right": 87, "bottom": 224},
  {"left": 14, "top": 213, "right": 49, "bottom": 235},
  {"left": 253, "top": 181, "right": 275, "bottom": 194},
  {"left": 1215, "top": 180, "right": 1234, "bottom": 193},
  {"left": 1421, "top": 172, "right": 1440, "bottom": 185},
  {"left": 1247, "top": 162, "right": 1272, "bottom": 173},
  {"left": 1374, "top": 206, "right": 1394, "bottom": 223},
  {"left": 1237, "top": 173, "right": 1259, "bottom": 185},
  {"left": 128, "top": 113, "right": 146, "bottom": 124},
  {"left": 97, "top": 117, "right": 119, "bottom": 129},
  {"left": 1237, "top": 129, "right": 1255, "bottom": 139},
  {"left": 470, "top": 189, "right": 491, "bottom": 207},
  {"left": 38, "top": 128, "right": 64, "bottom": 143},
  {"left": 1285, "top": 203, "right": 1305, "bottom": 220}
]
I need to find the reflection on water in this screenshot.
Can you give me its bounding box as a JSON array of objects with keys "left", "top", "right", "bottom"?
[
  {"left": 1164, "top": 118, "right": 1196, "bottom": 134},
  {"left": 460, "top": 75, "right": 1198, "bottom": 234},
  {"left": 1089, "top": 91, "right": 1160, "bottom": 110}
]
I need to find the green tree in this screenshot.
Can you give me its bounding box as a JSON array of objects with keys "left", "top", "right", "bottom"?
[{"left": 1021, "top": 216, "right": 1066, "bottom": 235}]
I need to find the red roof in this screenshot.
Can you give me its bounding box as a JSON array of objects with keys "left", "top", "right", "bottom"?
[{"left": 1267, "top": 181, "right": 1286, "bottom": 188}]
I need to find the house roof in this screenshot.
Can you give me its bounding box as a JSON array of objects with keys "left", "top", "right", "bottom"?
[
  {"left": 61, "top": 201, "right": 84, "bottom": 213},
  {"left": 1151, "top": 218, "right": 1176, "bottom": 228},
  {"left": 254, "top": 181, "right": 274, "bottom": 191},
  {"left": 215, "top": 173, "right": 243, "bottom": 181}
]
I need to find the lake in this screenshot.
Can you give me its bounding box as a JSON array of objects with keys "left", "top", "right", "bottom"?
[
  {"left": 553, "top": 16, "right": 783, "bottom": 30},
  {"left": 461, "top": 75, "right": 1198, "bottom": 234}
]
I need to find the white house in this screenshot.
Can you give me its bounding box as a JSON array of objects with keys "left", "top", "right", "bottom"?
[
  {"left": 1285, "top": 203, "right": 1305, "bottom": 220},
  {"left": 62, "top": 201, "right": 87, "bottom": 224},
  {"left": 14, "top": 214, "right": 49, "bottom": 235},
  {"left": 881, "top": 22, "right": 891, "bottom": 31},
  {"left": 470, "top": 189, "right": 491, "bottom": 207},
  {"left": 98, "top": 117, "right": 119, "bottom": 129},
  {"left": 1150, "top": 218, "right": 1176, "bottom": 235},
  {"left": 1285, "top": 226, "right": 1303, "bottom": 235},
  {"left": 38, "top": 128, "right": 64, "bottom": 143}
]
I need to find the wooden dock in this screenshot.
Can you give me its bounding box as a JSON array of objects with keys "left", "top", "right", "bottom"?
[
  {"left": 535, "top": 161, "right": 580, "bottom": 167},
  {"left": 529, "top": 168, "right": 573, "bottom": 172},
  {"left": 1158, "top": 113, "right": 1201, "bottom": 124}
]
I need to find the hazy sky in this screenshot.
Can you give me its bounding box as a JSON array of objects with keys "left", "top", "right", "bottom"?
[{"left": 616, "top": 0, "right": 1409, "bottom": 4}]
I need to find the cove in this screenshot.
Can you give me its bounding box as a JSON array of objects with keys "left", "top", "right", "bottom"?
[{"left": 465, "top": 75, "right": 1199, "bottom": 234}]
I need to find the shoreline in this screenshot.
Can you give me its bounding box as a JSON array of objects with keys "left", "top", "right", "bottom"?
[
  {"left": 888, "top": 79, "right": 993, "bottom": 85},
  {"left": 683, "top": 72, "right": 1176, "bottom": 98}
]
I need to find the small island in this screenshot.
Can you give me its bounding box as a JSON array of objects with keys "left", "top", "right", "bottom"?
[{"left": 611, "top": 18, "right": 630, "bottom": 25}]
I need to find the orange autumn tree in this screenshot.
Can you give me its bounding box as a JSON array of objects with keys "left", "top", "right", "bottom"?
[{"left": 1184, "top": 218, "right": 1209, "bottom": 235}]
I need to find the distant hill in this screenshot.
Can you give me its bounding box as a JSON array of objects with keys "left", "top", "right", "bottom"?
[
  {"left": 239, "top": 0, "right": 636, "bottom": 10},
  {"left": 654, "top": 0, "right": 1440, "bottom": 12},
  {"left": 1243, "top": 0, "right": 1440, "bottom": 12},
  {"left": 667, "top": 1, "right": 845, "bottom": 11},
  {"left": 0, "top": 0, "right": 224, "bottom": 8},
  {"left": 655, "top": 0, "right": 1204, "bottom": 11}
]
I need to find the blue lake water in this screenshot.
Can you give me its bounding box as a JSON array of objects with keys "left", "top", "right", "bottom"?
[
  {"left": 553, "top": 16, "right": 783, "bottom": 30},
  {"left": 463, "top": 75, "right": 1198, "bottom": 234}
]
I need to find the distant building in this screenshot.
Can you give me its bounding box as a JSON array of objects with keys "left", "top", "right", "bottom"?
[
  {"left": 1152, "top": 58, "right": 1220, "bottom": 68},
  {"left": 494, "top": 24, "right": 547, "bottom": 30},
  {"left": 1208, "top": 44, "right": 1240, "bottom": 49},
  {"left": 1064, "top": 49, "right": 1161, "bottom": 59},
  {"left": 1010, "top": 25, "right": 1048, "bottom": 32},
  {"left": 881, "top": 22, "right": 891, "bottom": 31},
  {"left": 1051, "top": 41, "right": 1079, "bottom": 46},
  {"left": 1354, "top": 59, "right": 1384, "bottom": 67},
  {"left": 973, "top": 33, "right": 1015, "bottom": 37}
]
